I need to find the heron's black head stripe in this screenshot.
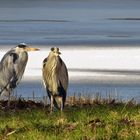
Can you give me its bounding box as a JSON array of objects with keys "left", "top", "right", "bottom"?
[{"left": 18, "top": 44, "right": 27, "bottom": 48}]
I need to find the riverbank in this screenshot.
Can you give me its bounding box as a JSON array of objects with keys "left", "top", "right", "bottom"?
[{"left": 0, "top": 98, "right": 140, "bottom": 140}]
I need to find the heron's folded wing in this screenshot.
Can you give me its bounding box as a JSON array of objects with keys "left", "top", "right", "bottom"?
[
  {"left": 0, "top": 50, "right": 18, "bottom": 88},
  {"left": 59, "top": 57, "right": 69, "bottom": 91}
]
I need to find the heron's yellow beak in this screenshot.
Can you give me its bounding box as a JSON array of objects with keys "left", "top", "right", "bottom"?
[{"left": 25, "top": 47, "right": 40, "bottom": 51}]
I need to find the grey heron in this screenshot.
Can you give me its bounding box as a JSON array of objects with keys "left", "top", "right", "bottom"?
[
  {"left": 0, "top": 43, "right": 39, "bottom": 106},
  {"left": 42, "top": 47, "right": 68, "bottom": 111}
]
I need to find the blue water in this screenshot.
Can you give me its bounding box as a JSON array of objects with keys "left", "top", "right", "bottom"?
[
  {"left": 1, "top": 0, "right": 140, "bottom": 102},
  {"left": 15, "top": 78, "right": 140, "bottom": 103},
  {"left": 0, "top": 0, "right": 140, "bottom": 46}
]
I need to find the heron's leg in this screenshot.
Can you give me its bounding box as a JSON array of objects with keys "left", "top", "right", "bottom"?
[
  {"left": 50, "top": 95, "right": 54, "bottom": 112},
  {"left": 60, "top": 97, "right": 64, "bottom": 111},
  {"left": 7, "top": 90, "right": 11, "bottom": 107},
  {"left": 55, "top": 96, "right": 63, "bottom": 111}
]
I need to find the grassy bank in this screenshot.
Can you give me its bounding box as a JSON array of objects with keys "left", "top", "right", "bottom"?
[{"left": 0, "top": 98, "right": 140, "bottom": 140}]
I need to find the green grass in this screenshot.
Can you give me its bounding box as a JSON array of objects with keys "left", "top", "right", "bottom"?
[{"left": 0, "top": 100, "right": 140, "bottom": 140}]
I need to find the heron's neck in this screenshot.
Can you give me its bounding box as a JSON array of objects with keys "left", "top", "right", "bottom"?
[
  {"left": 15, "top": 49, "right": 24, "bottom": 54},
  {"left": 16, "top": 51, "right": 28, "bottom": 63},
  {"left": 51, "top": 56, "right": 59, "bottom": 68}
]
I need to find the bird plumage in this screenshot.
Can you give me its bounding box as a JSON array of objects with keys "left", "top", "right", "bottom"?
[
  {"left": 0, "top": 43, "right": 39, "bottom": 105},
  {"left": 42, "top": 47, "right": 68, "bottom": 111},
  {"left": 0, "top": 49, "right": 26, "bottom": 94}
]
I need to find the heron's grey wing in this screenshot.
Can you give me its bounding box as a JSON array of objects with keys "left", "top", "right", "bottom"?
[
  {"left": 59, "top": 57, "right": 69, "bottom": 92},
  {"left": 55, "top": 57, "right": 68, "bottom": 108},
  {"left": 0, "top": 50, "right": 18, "bottom": 89}
]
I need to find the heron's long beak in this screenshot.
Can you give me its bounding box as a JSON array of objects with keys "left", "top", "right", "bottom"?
[{"left": 25, "top": 47, "right": 40, "bottom": 51}]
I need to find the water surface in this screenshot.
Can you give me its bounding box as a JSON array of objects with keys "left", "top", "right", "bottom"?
[
  {"left": 0, "top": 0, "right": 140, "bottom": 102},
  {"left": 0, "top": 0, "right": 140, "bottom": 46}
]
